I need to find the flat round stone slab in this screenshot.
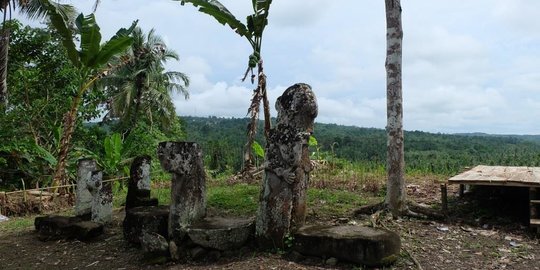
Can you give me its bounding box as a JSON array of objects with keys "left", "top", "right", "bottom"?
[
  {"left": 294, "top": 225, "right": 400, "bottom": 267},
  {"left": 187, "top": 217, "right": 254, "bottom": 251}
]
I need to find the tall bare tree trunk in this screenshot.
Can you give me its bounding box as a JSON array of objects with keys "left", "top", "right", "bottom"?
[
  {"left": 384, "top": 0, "right": 406, "bottom": 216},
  {"left": 0, "top": 27, "right": 9, "bottom": 109}
]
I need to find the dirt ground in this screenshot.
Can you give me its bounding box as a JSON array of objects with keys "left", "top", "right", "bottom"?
[{"left": 2, "top": 181, "right": 540, "bottom": 270}]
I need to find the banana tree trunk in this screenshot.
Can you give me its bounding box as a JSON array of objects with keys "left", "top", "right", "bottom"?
[
  {"left": 52, "top": 94, "right": 83, "bottom": 189},
  {"left": 259, "top": 61, "right": 271, "bottom": 138},
  {"left": 0, "top": 28, "right": 9, "bottom": 109},
  {"left": 384, "top": 0, "right": 406, "bottom": 216},
  {"left": 243, "top": 60, "right": 271, "bottom": 173}
]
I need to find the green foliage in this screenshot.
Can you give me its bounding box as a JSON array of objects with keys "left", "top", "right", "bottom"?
[
  {"left": 252, "top": 141, "right": 264, "bottom": 158},
  {"left": 178, "top": 0, "right": 271, "bottom": 72},
  {"left": 102, "top": 133, "right": 123, "bottom": 176},
  {"left": 0, "top": 21, "right": 79, "bottom": 189},
  {"left": 308, "top": 136, "right": 318, "bottom": 147},
  {"left": 47, "top": 9, "right": 137, "bottom": 70},
  {"left": 179, "top": 0, "right": 250, "bottom": 38},
  {"left": 183, "top": 116, "right": 540, "bottom": 176},
  {"left": 101, "top": 27, "right": 189, "bottom": 135},
  {"left": 184, "top": 116, "right": 264, "bottom": 171}
]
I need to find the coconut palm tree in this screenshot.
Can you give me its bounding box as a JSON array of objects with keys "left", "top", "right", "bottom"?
[
  {"left": 0, "top": 0, "right": 76, "bottom": 109},
  {"left": 102, "top": 27, "right": 189, "bottom": 137}
]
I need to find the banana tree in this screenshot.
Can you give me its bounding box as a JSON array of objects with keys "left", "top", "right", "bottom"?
[
  {"left": 178, "top": 0, "right": 272, "bottom": 172},
  {"left": 45, "top": 5, "right": 137, "bottom": 187}
]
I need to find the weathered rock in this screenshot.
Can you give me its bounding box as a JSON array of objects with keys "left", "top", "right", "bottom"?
[
  {"left": 293, "top": 225, "right": 401, "bottom": 267},
  {"left": 325, "top": 257, "right": 338, "bottom": 266},
  {"left": 72, "top": 221, "right": 105, "bottom": 240},
  {"left": 75, "top": 159, "right": 97, "bottom": 217},
  {"left": 123, "top": 205, "right": 169, "bottom": 244},
  {"left": 141, "top": 231, "right": 169, "bottom": 256},
  {"left": 87, "top": 170, "right": 112, "bottom": 224},
  {"left": 256, "top": 83, "right": 317, "bottom": 248},
  {"left": 189, "top": 246, "right": 207, "bottom": 260},
  {"left": 187, "top": 217, "right": 254, "bottom": 251},
  {"left": 206, "top": 250, "right": 222, "bottom": 262},
  {"left": 34, "top": 215, "right": 103, "bottom": 241},
  {"left": 126, "top": 155, "right": 158, "bottom": 210},
  {"left": 157, "top": 141, "right": 206, "bottom": 245}
]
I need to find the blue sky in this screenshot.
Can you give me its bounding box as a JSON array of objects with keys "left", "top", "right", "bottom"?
[{"left": 18, "top": 0, "right": 540, "bottom": 134}]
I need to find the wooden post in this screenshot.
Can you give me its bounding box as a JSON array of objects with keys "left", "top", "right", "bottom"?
[
  {"left": 459, "top": 184, "right": 465, "bottom": 197},
  {"left": 529, "top": 188, "right": 537, "bottom": 223},
  {"left": 440, "top": 184, "right": 448, "bottom": 214}
]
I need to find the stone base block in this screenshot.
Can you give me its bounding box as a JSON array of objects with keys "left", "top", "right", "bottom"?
[
  {"left": 187, "top": 217, "right": 254, "bottom": 251},
  {"left": 34, "top": 215, "right": 103, "bottom": 241},
  {"left": 294, "top": 225, "right": 400, "bottom": 267},
  {"left": 128, "top": 197, "right": 159, "bottom": 209},
  {"left": 123, "top": 205, "right": 169, "bottom": 244}
]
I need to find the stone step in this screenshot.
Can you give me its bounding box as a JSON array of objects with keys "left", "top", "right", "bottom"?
[
  {"left": 34, "top": 215, "right": 103, "bottom": 241},
  {"left": 123, "top": 205, "right": 169, "bottom": 244},
  {"left": 294, "top": 225, "right": 401, "bottom": 267}
]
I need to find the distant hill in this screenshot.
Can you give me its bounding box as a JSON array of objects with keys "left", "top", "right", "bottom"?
[{"left": 182, "top": 116, "right": 540, "bottom": 175}]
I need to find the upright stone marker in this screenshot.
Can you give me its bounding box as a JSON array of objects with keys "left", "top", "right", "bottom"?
[
  {"left": 157, "top": 142, "right": 206, "bottom": 246},
  {"left": 125, "top": 155, "right": 158, "bottom": 209},
  {"left": 87, "top": 170, "right": 112, "bottom": 224},
  {"left": 256, "top": 83, "right": 318, "bottom": 248},
  {"left": 75, "top": 159, "right": 97, "bottom": 217}
]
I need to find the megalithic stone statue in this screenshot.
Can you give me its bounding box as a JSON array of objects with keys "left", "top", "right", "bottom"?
[
  {"left": 125, "top": 155, "right": 158, "bottom": 209},
  {"left": 75, "top": 159, "right": 97, "bottom": 217},
  {"left": 87, "top": 170, "right": 112, "bottom": 224},
  {"left": 157, "top": 142, "right": 206, "bottom": 246},
  {"left": 256, "top": 83, "right": 318, "bottom": 249}
]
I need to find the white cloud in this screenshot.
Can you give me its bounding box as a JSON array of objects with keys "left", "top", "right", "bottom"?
[{"left": 13, "top": 0, "right": 540, "bottom": 134}]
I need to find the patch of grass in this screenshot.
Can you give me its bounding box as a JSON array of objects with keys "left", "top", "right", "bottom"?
[
  {"left": 207, "top": 184, "right": 259, "bottom": 216},
  {"left": 113, "top": 187, "right": 128, "bottom": 208},
  {"left": 152, "top": 187, "right": 172, "bottom": 205},
  {"left": 308, "top": 188, "right": 367, "bottom": 217},
  {"left": 150, "top": 183, "right": 260, "bottom": 216},
  {"left": 0, "top": 216, "right": 34, "bottom": 234}
]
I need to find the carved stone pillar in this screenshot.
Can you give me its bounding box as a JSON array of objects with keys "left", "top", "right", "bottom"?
[
  {"left": 87, "top": 170, "right": 112, "bottom": 224},
  {"left": 256, "top": 83, "right": 317, "bottom": 248},
  {"left": 157, "top": 142, "right": 206, "bottom": 246},
  {"left": 75, "top": 159, "right": 97, "bottom": 217},
  {"left": 125, "top": 155, "right": 158, "bottom": 209}
]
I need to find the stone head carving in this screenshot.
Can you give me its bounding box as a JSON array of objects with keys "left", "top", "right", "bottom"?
[{"left": 275, "top": 83, "right": 318, "bottom": 132}]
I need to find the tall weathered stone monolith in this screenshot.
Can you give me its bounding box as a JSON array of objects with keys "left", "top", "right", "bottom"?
[
  {"left": 75, "top": 159, "right": 97, "bottom": 217},
  {"left": 256, "top": 83, "right": 318, "bottom": 248},
  {"left": 87, "top": 170, "right": 112, "bottom": 224},
  {"left": 125, "top": 155, "right": 158, "bottom": 209},
  {"left": 157, "top": 142, "right": 206, "bottom": 246}
]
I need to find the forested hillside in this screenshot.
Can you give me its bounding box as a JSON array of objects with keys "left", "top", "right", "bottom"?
[{"left": 183, "top": 116, "right": 540, "bottom": 175}]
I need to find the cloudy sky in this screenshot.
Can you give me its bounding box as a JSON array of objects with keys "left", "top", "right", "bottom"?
[{"left": 19, "top": 1, "right": 540, "bottom": 134}]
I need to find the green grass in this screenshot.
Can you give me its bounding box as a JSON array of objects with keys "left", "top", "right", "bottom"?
[
  {"left": 308, "top": 188, "right": 367, "bottom": 216},
  {"left": 0, "top": 216, "right": 34, "bottom": 234},
  {"left": 207, "top": 184, "right": 259, "bottom": 216},
  {"left": 146, "top": 182, "right": 370, "bottom": 218}
]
